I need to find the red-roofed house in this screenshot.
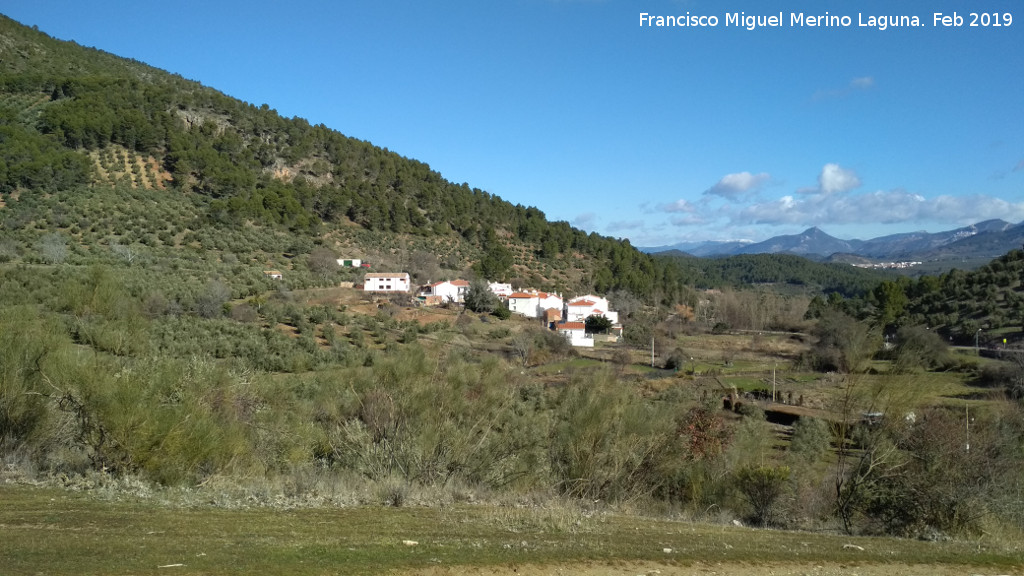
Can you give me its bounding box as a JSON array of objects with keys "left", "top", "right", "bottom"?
[
  {"left": 508, "top": 290, "right": 563, "bottom": 319},
  {"left": 566, "top": 294, "right": 619, "bottom": 324},
  {"left": 565, "top": 291, "right": 618, "bottom": 323},
  {"left": 418, "top": 279, "right": 470, "bottom": 304},
  {"left": 508, "top": 292, "right": 540, "bottom": 317},
  {"left": 556, "top": 321, "right": 593, "bottom": 347}
]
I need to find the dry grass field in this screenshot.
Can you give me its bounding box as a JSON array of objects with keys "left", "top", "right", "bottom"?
[{"left": 1, "top": 484, "right": 1021, "bottom": 576}]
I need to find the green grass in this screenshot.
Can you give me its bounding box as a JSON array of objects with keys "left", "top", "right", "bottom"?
[
  {"left": 1, "top": 485, "right": 1021, "bottom": 575},
  {"left": 531, "top": 357, "right": 606, "bottom": 374}
]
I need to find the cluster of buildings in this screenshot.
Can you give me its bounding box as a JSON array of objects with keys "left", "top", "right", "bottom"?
[
  {"left": 361, "top": 273, "right": 620, "bottom": 347},
  {"left": 506, "top": 290, "right": 621, "bottom": 348},
  {"left": 851, "top": 261, "right": 923, "bottom": 270}
]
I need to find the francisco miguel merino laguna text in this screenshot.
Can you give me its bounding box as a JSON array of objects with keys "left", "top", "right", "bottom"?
[{"left": 639, "top": 12, "right": 966, "bottom": 31}]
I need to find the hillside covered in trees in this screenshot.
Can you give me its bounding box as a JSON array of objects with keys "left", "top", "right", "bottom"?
[
  {"left": 863, "top": 248, "right": 1024, "bottom": 345},
  {"left": 0, "top": 14, "right": 686, "bottom": 302},
  {"left": 0, "top": 14, "right": 895, "bottom": 304}
]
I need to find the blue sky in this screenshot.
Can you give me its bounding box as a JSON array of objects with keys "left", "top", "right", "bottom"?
[{"left": 3, "top": 1, "right": 1023, "bottom": 245}]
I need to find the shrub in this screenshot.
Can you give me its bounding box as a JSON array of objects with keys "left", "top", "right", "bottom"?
[
  {"left": 378, "top": 476, "right": 410, "bottom": 507},
  {"left": 663, "top": 347, "right": 689, "bottom": 371},
  {"left": 891, "top": 325, "right": 952, "bottom": 373},
  {"left": 788, "top": 417, "right": 831, "bottom": 465},
  {"left": 491, "top": 303, "right": 511, "bottom": 320},
  {"left": 805, "top": 310, "right": 878, "bottom": 373},
  {"left": 230, "top": 303, "right": 258, "bottom": 323},
  {"left": 735, "top": 465, "right": 790, "bottom": 527},
  {"left": 549, "top": 373, "right": 675, "bottom": 501}
]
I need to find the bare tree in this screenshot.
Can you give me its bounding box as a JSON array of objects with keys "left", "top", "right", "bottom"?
[
  {"left": 194, "top": 280, "right": 232, "bottom": 319},
  {"left": 511, "top": 332, "right": 533, "bottom": 366},
  {"left": 308, "top": 246, "right": 338, "bottom": 280},
  {"left": 407, "top": 250, "right": 441, "bottom": 285},
  {"left": 110, "top": 241, "right": 140, "bottom": 265},
  {"left": 36, "top": 233, "right": 68, "bottom": 264}
]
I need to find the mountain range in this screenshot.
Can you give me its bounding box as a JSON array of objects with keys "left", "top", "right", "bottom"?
[{"left": 641, "top": 220, "right": 1024, "bottom": 264}]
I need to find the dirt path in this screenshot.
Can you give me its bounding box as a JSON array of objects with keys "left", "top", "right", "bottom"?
[{"left": 400, "top": 561, "right": 1022, "bottom": 575}]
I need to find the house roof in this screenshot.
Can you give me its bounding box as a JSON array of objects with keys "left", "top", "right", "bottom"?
[
  {"left": 568, "top": 299, "right": 596, "bottom": 307},
  {"left": 428, "top": 279, "right": 469, "bottom": 287},
  {"left": 365, "top": 273, "right": 409, "bottom": 279},
  {"left": 509, "top": 292, "right": 537, "bottom": 299},
  {"left": 556, "top": 321, "right": 586, "bottom": 330}
]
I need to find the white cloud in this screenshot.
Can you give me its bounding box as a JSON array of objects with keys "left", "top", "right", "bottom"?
[
  {"left": 850, "top": 76, "right": 875, "bottom": 89},
  {"left": 607, "top": 219, "right": 644, "bottom": 231},
  {"left": 812, "top": 76, "right": 876, "bottom": 101},
  {"left": 735, "top": 189, "right": 1024, "bottom": 227},
  {"left": 662, "top": 199, "right": 699, "bottom": 213},
  {"left": 703, "top": 171, "right": 771, "bottom": 199},
  {"left": 817, "top": 163, "right": 861, "bottom": 195},
  {"left": 572, "top": 212, "right": 597, "bottom": 228}
]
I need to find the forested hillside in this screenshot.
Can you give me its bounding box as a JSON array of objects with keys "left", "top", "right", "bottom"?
[
  {"left": 865, "top": 248, "right": 1024, "bottom": 344},
  {"left": 0, "top": 14, "right": 898, "bottom": 305},
  {"left": 0, "top": 14, "right": 699, "bottom": 303},
  {"left": 657, "top": 252, "right": 893, "bottom": 296}
]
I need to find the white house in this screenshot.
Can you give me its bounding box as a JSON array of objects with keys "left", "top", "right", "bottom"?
[
  {"left": 508, "top": 292, "right": 541, "bottom": 318},
  {"left": 566, "top": 295, "right": 618, "bottom": 324},
  {"left": 508, "top": 290, "right": 563, "bottom": 319},
  {"left": 556, "top": 321, "right": 594, "bottom": 348},
  {"left": 364, "top": 272, "right": 411, "bottom": 293},
  {"left": 337, "top": 258, "right": 362, "bottom": 267},
  {"left": 418, "top": 279, "right": 469, "bottom": 303},
  {"left": 488, "top": 282, "right": 513, "bottom": 298},
  {"left": 539, "top": 292, "right": 563, "bottom": 314}
]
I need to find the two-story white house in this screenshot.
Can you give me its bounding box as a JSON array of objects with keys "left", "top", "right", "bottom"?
[
  {"left": 418, "top": 279, "right": 469, "bottom": 303},
  {"left": 363, "top": 273, "right": 411, "bottom": 293},
  {"left": 565, "top": 294, "right": 618, "bottom": 324},
  {"left": 508, "top": 292, "right": 541, "bottom": 317},
  {"left": 508, "top": 291, "right": 563, "bottom": 319}
]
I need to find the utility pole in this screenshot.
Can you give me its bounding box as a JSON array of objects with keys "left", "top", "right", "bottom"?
[
  {"left": 965, "top": 404, "right": 970, "bottom": 452},
  {"left": 772, "top": 363, "right": 777, "bottom": 403},
  {"left": 650, "top": 336, "right": 654, "bottom": 368}
]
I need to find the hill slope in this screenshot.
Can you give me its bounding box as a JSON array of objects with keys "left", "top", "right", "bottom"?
[
  {"left": 0, "top": 14, "right": 897, "bottom": 305},
  {"left": 0, "top": 14, "right": 698, "bottom": 304}
]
